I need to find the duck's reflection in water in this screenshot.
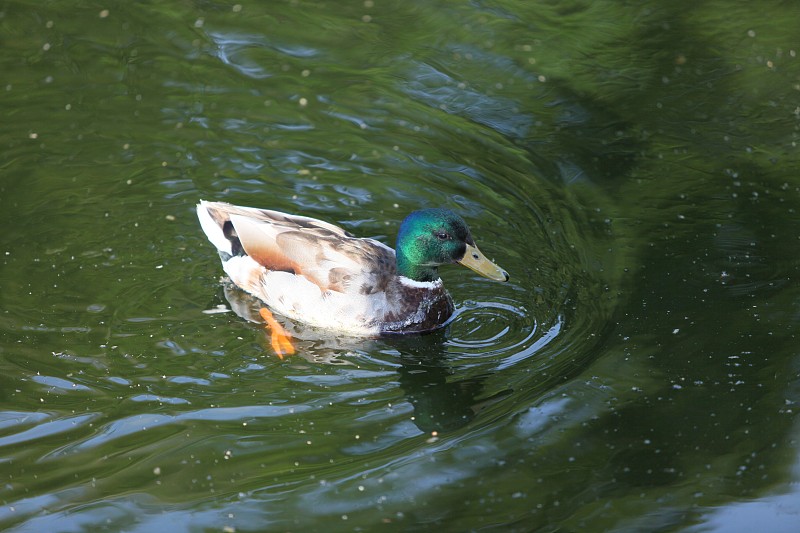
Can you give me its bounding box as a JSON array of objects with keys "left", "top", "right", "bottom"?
[
  {"left": 392, "top": 334, "right": 511, "bottom": 432},
  {"left": 220, "top": 283, "right": 510, "bottom": 432}
]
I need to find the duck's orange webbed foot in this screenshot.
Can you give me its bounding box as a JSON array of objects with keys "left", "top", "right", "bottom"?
[{"left": 259, "top": 308, "right": 295, "bottom": 359}]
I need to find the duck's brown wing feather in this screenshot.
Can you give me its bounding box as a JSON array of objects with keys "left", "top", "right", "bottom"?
[
  {"left": 203, "top": 202, "right": 353, "bottom": 237},
  {"left": 202, "top": 202, "right": 396, "bottom": 294}
]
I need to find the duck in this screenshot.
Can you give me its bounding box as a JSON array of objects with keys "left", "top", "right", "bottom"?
[{"left": 196, "top": 201, "right": 509, "bottom": 354}]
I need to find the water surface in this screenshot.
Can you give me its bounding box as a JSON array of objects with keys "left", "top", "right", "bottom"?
[{"left": 1, "top": 1, "right": 799, "bottom": 531}]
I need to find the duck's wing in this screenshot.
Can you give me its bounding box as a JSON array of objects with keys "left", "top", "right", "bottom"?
[{"left": 197, "top": 201, "right": 396, "bottom": 294}]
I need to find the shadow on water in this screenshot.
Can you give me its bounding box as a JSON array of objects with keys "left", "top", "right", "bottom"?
[
  {"left": 223, "top": 283, "right": 511, "bottom": 434},
  {"left": 393, "top": 334, "right": 512, "bottom": 434}
]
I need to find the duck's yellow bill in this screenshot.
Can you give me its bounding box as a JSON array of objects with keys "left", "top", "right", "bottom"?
[{"left": 458, "top": 243, "right": 509, "bottom": 282}]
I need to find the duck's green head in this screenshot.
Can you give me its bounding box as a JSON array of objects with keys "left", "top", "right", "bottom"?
[{"left": 395, "top": 208, "right": 509, "bottom": 283}]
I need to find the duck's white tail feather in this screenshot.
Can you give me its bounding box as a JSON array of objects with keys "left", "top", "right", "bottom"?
[{"left": 196, "top": 200, "right": 233, "bottom": 255}]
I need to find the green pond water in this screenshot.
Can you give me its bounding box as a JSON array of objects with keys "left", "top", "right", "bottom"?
[{"left": 1, "top": 1, "right": 799, "bottom": 531}]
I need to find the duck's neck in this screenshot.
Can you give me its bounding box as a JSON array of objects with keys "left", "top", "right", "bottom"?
[{"left": 396, "top": 250, "right": 440, "bottom": 282}]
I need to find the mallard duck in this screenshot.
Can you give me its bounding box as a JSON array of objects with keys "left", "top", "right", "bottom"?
[{"left": 197, "top": 201, "right": 509, "bottom": 341}]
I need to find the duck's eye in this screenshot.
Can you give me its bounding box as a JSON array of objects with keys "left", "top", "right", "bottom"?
[{"left": 435, "top": 231, "right": 450, "bottom": 240}]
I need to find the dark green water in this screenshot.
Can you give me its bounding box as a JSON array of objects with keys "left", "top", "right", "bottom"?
[{"left": 1, "top": 1, "right": 799, "bottom": 531}]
